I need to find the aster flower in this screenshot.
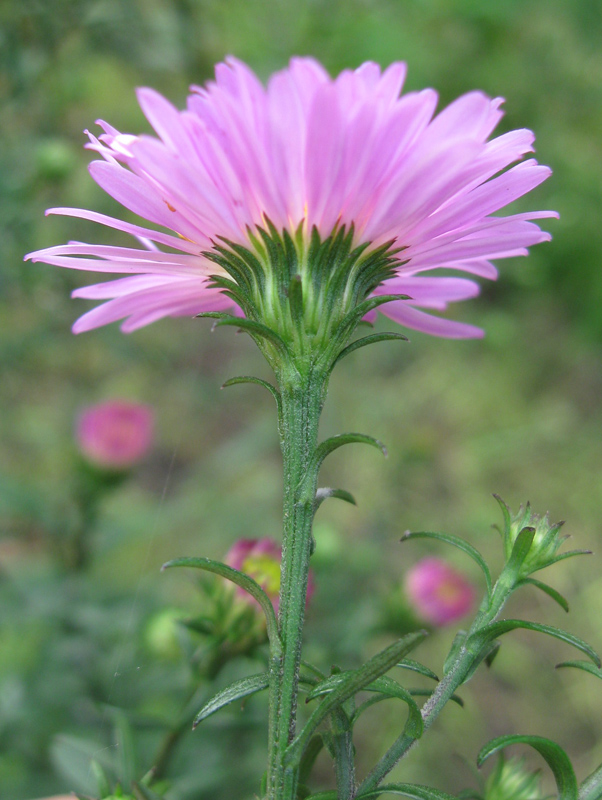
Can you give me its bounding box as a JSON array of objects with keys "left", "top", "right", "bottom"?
[
  {"left": 26, "top": 57, "right": 555, "bottom": 343},
  {"left": 224, "top": 537, "right": 314, "bottom": 614},
  {"left": 405, "top": 557, "right": 475, "bottom": 626},
  {"left": 76, "top": 400, "right": 154, "bottom": 470}
]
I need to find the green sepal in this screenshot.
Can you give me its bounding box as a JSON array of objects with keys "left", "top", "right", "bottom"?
[
  {"left": 555, "top": 660, "right": 602, "bottom": 679},
  {"left": 309, "top": 673, "right": 422, "bottom": 736},
  {"left": 477, "top": 735, "right": 578, "bottom": 800},
  {"left": 401, "top": 530, "right": 492, "bottom": 599},
  {"left": 221, "top": 375, "right": 282, "bottom": 411},
  {"left": 314, "top": 487, "right": 357, "bottom": 510},
  {"left": 213, "top": 317, "right": 290, "bottom": 356},
  {"left": 193, "top": 672, "right": 269, "bottom": 727},
  {"left": 353, "top": 783, "right": 459, "bottom": 800},
  {"left": 467, "top": 620, "right": 600, "bottom": 667},
  {"left": 132, "top": 783, "right": 167, "bottom": 800},
  {"left": 161, "top": 557, "right": 281, "bottom": 656},
  {"left": 194, "top": 311, "right": 232, "bottom": 320},
  {"left": 396, "top": 659, "right": 439, "bottom": 682},
  {"left": 337, "top": 294, "right": 411, "bottom": 340},
  {"left": 288, "top": 273, "right": 304, "bottom": 328},
  {"left": 579, "top": 762, "right": 602, "bottom": 800},
  {"left": 407, "top": 688, "right": 464, "bottom": 708},
  {"left": 518, "top": 577, "right": 569, "bottom": 612},
  {"left": 285, "top": 631, "right": 427, "bottom": 767},
  {"left": 536, "top": 549, "right": 592, "bottom": 570},
  {"left": 334, "top": 332, "right": 409, "bottom": 365},
  {"left": 313, "top": 433, "right": 388, "bottom": 473},
  {"left": 504, "top": 527, "right": 536, "bottom": 581}
]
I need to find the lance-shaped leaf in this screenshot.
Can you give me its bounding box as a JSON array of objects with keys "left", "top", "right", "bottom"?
[
  {"left": 579, "top": 762, "right": 602, "bottom": 800},
  {"left": 161, "top": 557, "right": 281, "bottom": 656},
  {"left": 309, "top": 673, "right": 422, "bottom": 737},
  {"left": 407, "top": 689, "right": 464, "bottom": 708},
  {"left": 477, "top": 735, "right": 577, "bottom": 800},
  {"left": 396, "top": 659, "right": 439, "bottom": 682},
  {"left": 401, "top": 530, "right": 492, "bottom": 599},
  {"left": 354, "top": 783, "right": 459, "bottom": 800},
  {"left": 313, "top": 433, "right": 388, "bottom": 473},
  {"left": 503, "top": 527, "right": 535, "bottom": 581},
  {"left": 221, "top": 375, "right": 282, "bottom": 411},
  {"left": 467, "top": 620, "right": 600, "bottom": 667},
  {"left": 315, "top": 487, "right": 357, "bottom": 510},
  {"left": 518, "top": 577, "right": 569, "bottom": 612},
  {"left": 193, "top": 672, "right": 269, "bottom": 727},
  {"left": 556, "top": 661, "right": 602, "bottom": 679},
  {"left": 285, "top": 631, "right": 427, "bottom": 767},
  {"left": 334, "top": 332, "right": 409, "bottom": 365}
]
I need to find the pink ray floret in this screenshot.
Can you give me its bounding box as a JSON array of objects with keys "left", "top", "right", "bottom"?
[{"left": 26, "top": 57, "right": 556, "bottom": 338}]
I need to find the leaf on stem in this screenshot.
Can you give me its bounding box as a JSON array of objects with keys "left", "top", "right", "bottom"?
[
  {"left": 407, "top": 689, "right": 464, "bottom": 708},
  {"left": 467, "top": 620, "right": 600, "bottom": 667},
  {"left": 395, "top": 659, "right": 439, "bottom": 682},
  {"left": 555, "top": 661, "right": 602, "bottom": 679},
  {"left": 315, "top": 487, "right": 357, "bottom": 510},
  {"left": 193, "top": 672, "right": 269, "bottom": 728},
  {"left": 313, "top": 433, "right": 388, "bottom": 472},
  {"left": 518, "top": 578, "right": 569, "bottom": 612},
  {"left": 477, "top": 735, "right": 578, "bottom": 800},
  {"left": 221, "top": 375, "right": 282, "bottom": 409},
  {"left": 285, "top": 631, "right": 427, "bottom": 767},
  {"left": 161, "top": 556, "right": 281, "bottom": 656},
  {"left": 401, "top": 530, "right": 492, "bottom": 599},
  {"left": 354, "top": 783, "right": 459, "bottom": 800}
]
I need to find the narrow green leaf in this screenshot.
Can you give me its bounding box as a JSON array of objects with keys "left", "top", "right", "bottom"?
[
  {"left": 408, "top": 689, "right": 464, "bottom": 708},
  {"left": 538, "top": 549, "right": 592, "bottom": 569},
  {"left": 301, "top": 660, "right": 326, "bottom": 680},
  {"left": 468, "top": 620, "right": 600, "bottom": 667},
  {"left": 477, "top": 735, "right": 577, "bottom": 800},
  {"left": 334, "top": 332, "right": 409, "bottom": 365},
  {"left": 315, "top": 487, "right": 357, "bottom": 510},
  {"left": 313, "top": 433, "right": 388, "bottom": 473},
  {"left": 221, "top": 375, "right": 282, "bottom": 411},
  {"left": 484, "top": 641, "right": 501, "bottom": 668},
  {"left": 90, "top": 760, "right": 111, "bottom": 799},
  {"left": 298, "top": 734, "right": 325, "bottom": 786},
  {"left": 355, "top": 783, "right": 458, "bottom": 800},
  {"left": 161, "top": 557, "right": 281, "bottom": 655},
  {"left": 519, "top": 578, "right": 569, "bottom": 612},
  {"left": 401, "top": 530, "right": 492, "bottom": 599},
  {"left": 556, "top": 661, "right": 602, "bottom": 679},
  {"left": 193, "top": 672, "right": 269, "bottom": 727},
  {"left": 285, "top": 631, "right": 427, "bottom": 766},
  {"left": 214, "top": 317, "right": 290, "bottom": 355},
  {"left": 396, "top": 659, "right": 439, "bottom": 682},
  {"left": 310, "top": 673, "right": 422, "bottom": 736}
]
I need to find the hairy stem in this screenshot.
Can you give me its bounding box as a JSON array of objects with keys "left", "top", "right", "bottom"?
[{"left": 266, "top": 366, "right": 327, "bottom": 800}]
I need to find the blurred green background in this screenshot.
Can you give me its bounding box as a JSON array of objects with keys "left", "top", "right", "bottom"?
[{"left": 2, "top": 0, "right": 602, "bottom": 798}]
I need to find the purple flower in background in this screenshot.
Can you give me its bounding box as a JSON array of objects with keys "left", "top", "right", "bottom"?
[
  {"left": 76, "top": 400, "right": 154, "bottom": 470},
  {"left": 27, "top": 57, "right": 555, "bottom": 339},
  {"left": 405, "top": 557, "right": 475, "bottom": 626},
  {"left": 225, "top": 538, "right": 314, "bottom": 613}
]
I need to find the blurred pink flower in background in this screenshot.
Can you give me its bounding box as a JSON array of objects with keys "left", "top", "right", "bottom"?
[
  {"left": 405, "top": 557, "right": 475, "bottom": 626},
  {"left": 225, "top": 538, "right": 314, "bottom": 613},
  {"left": 76, "top": 400, "right": 154, "bottom": 469},
  {"left": 27, "top": 57, "right": 555, "bottom": 339}
]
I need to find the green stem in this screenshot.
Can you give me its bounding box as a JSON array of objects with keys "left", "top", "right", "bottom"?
[
  {"left": 358, "top": 569, "right": 516, "bottom": 795},
  {"left": 267, "top": 366, "right": 327, "bottom": 800}
]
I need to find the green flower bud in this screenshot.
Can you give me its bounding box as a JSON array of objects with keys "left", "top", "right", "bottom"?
[
  {"left": 494, "top": 495, "right": 586, "bottom": 577},
  {"left": 484, "top": 756, "right": 543, "bottom": 800}
]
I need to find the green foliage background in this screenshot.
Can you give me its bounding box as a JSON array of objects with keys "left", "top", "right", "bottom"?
[{"left": 1, "top": 0, "right": 602, "bottom": 798}]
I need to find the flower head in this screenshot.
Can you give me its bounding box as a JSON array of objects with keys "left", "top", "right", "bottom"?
[
  {"left": 405, "top": 557, "right": 475, "bottom": 626},
  {"left": 76, "top": 400, "right": 154, "bottom": 470},
  {"left": 494, "top": 495, "right": 586, "bottom": 577},
  {"left": 27, "top": 58, "right": 555, "bottom": 348},
  {"left": 225, "top": 537, "right": 314, "bottom": 614}
]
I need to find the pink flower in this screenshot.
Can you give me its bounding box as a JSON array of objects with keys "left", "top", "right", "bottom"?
[
  {"left": 76, "top": 400, "right": 154, "bottom": 469},
  {"left": 405, "top": 557, "right": 475, "bottom": 626},
  {"left": 225, "top": 538, "right": 314, "bottom": 614},
  {"left": 27, "top": 58, "right": 555, "bottom": 338}
]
